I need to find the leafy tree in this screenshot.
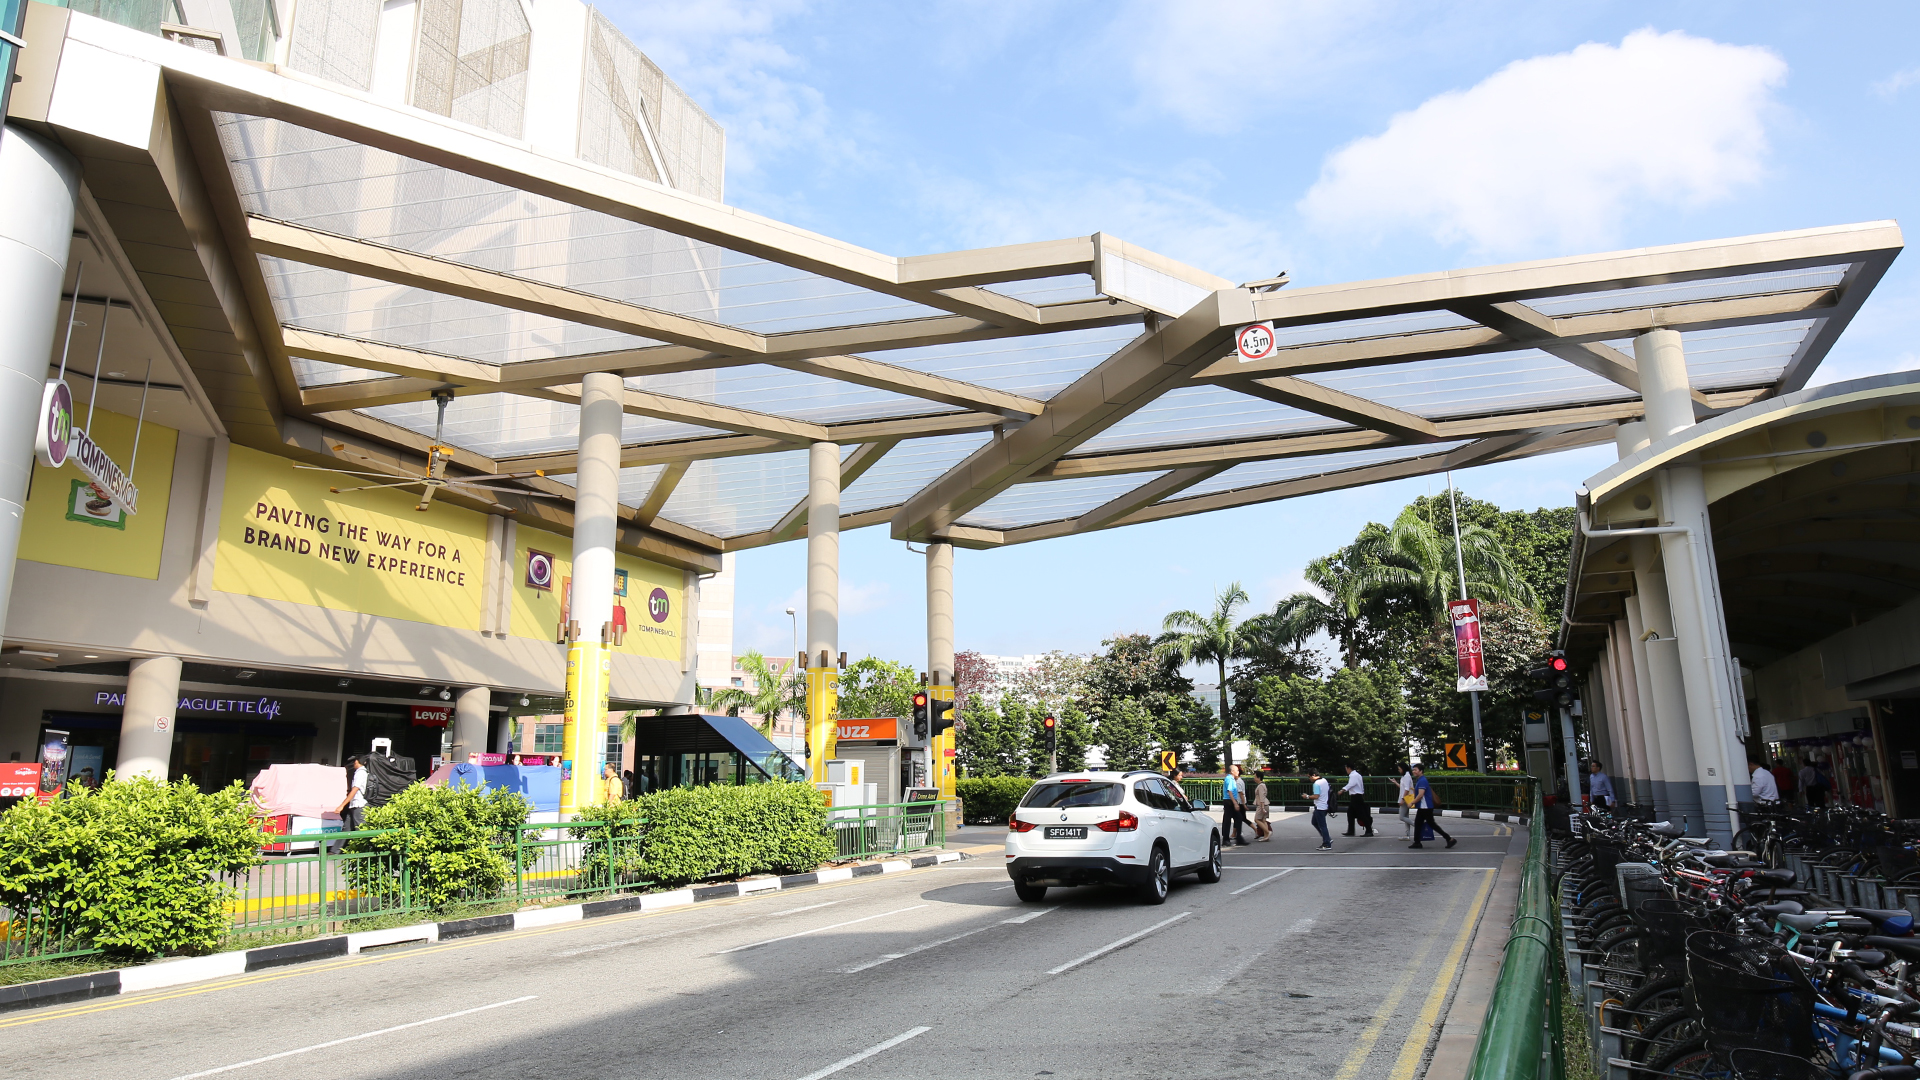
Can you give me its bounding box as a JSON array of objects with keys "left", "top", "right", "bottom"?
[
  {"left": 1096, "top": 697, "right": 1163, "bottom": 770},
  {"left": 1404, "top": 491, "right": 1576, "bottom": 627},
  {"left": 1272, "top": 553, "right": 1388, "bottom": 669},
  {"left": 1242, "top": 666, "right": 1406, "bottom": 774},
  {"left": 1355, "top": 504, "right": 1536, "bottom": 624},
  {"left": 705, "top": 650, "right": 801, "bottom": 732},
  {"left": 1161, "top": 690, "right": 1224, "bottom": 771},
  {"left": 958, "top": 693, "right": 1031, "bottom": 776},
  {"left": 1085, "top": 633, "right": 1192, "bottom": 764},
  {"left": 1157, "top": 581, "right": 1255, "bottom": 768},
  {"left": 1052, "top": 698, "right": 1094, "bottom": 772},
  {"left": 834, "top": 656, "right": 918, "bottom": 722}
]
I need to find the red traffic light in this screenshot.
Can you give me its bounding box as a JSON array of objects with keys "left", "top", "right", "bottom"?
[
  {"left": 1043, "top": 715, "right": 1056, "bottom": 729},
  {"left": 912, "top": 692, "right": 928, "bottom": 708},
  {"left": 1550, "top": 657, "right": 1568, "bottom": 672}
]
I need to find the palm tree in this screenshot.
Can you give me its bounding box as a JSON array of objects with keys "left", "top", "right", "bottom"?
[
  {"left": 1355, "top": 503, "right": 1534, "bottom": 624},
  {"left": 1272, "top": 554, "right": 1374, "bottom": 668},
  {"left": 707, "top": 650, "right": 802, "bottom": 733},
  {"left": 1156, "top": 582, "right": 1252, "bottom": 769}
]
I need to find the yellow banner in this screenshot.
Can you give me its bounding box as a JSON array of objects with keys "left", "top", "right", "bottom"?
[
  {"left": 930, "top": 685, "right": 956, "bottom": 799},
  {"left": 18, "top": 408, "right": 176, "bottom": 580},
  {"left": 561, "top": 641, "right": 610, "bottom": 813},
  {"left": 510, "top": 525, "right": 685, "bottom": 662},
  {"left": 214, "top": 445, "right": 486, "bottom": 628},
  {"left": 806, "top": 667, "right": 838, "bottom": 782}
]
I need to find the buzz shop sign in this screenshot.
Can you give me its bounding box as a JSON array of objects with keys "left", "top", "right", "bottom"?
[{"left": 35, "top": 379, "right": 139, "bottom": 516}]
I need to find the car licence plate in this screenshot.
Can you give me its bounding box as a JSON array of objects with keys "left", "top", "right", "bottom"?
[{"left": 1044, "top": 826, "right": 1086, "bottom": 839}]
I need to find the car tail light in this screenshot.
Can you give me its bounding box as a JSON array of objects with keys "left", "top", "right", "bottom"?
[
  {"left": 1097, "top": 811, "right": 1139, "bottom": 833},
  {"left": 1008, "top": 814, "right": 1037, "bottom": 833}
]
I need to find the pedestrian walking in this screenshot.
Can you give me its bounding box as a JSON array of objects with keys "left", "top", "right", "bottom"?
[
  {"left": 1408, "top": 763, "right": 1456, "bottom": 849},
  {"left": 1749, "top": 757, "right": 1780, "bottom": 805},
  {"left": 1252, "top": 772, "right": 1272, "bottom": 842},
  {"left": 1587, "top": 760, "right": 1616, "bottom": 811},
  {"left": 1222, "top": 764, "right": 1249, "bottom": 846},
  {"left": 1342, "top": 760, "right": 1373, "bottom": 837},
  {"left": 331, "top": 755, "right": 367, "bottom": 855},
  {"left": 1398, "top": 763, "right": 1415, "bottom": 838},
  {"left": 1308, "top": 767, "right": 1333, "bottom": 850},
  {"left": 1770, "top": 758, "right": 1796, "bottom": 805},
  {"left": 1800, "top": 759, "right": 1830, "bottom": 809}
]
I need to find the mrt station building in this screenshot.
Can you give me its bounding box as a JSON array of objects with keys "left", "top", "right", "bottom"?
[{"left": 0, "top": 2, "right": 1904, "bottom": 816}]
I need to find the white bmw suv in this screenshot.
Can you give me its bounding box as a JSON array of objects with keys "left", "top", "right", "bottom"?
[{"left": 1004, "top": 770, "right": 1223, "bottom": 904}]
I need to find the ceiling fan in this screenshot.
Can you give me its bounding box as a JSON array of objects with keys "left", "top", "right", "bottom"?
[{"left": 295, "top": 390, "right": 557, "bottom": 512}]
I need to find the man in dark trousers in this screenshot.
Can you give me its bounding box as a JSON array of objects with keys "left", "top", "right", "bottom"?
[
  {"left": 1408, "top": 763, "right": 1456, "bottom": 850},
  {"left": 1342, "top": 760, "right": 1373, "bottom": 837}
]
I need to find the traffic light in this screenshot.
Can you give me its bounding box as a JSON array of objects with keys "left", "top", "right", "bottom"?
[
  {"left": 1527, "top": 650, "right": 1575, "bottom": 708},
  {"left": 1042, "top": 714, "right": 1058, "bottom": 756},
  {"left": 931, "top": 698, "right": 955, "bottom": 739},
  {"left": 912, "top": 691, "right": 929, "bottom": 740}
]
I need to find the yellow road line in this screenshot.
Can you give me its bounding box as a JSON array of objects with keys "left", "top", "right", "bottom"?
[
  {"left": 0, "top": 862, "right": 968, "bottom": 1030},
  {"left": 1330, "top": 874, "right": 1475, "bottom": 1080},
  {"left": 1385, "top": 869, "right": 1498, "bottom": 1080}
]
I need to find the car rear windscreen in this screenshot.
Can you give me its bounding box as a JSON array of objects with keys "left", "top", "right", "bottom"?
[{"left": 1021, "top": 782, "right": 1124, "bottom": 809}]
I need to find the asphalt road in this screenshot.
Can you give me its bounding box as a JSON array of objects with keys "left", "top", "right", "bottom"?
[{"left": 9, "top": 813, "right": 1516, "bottom": 1080}]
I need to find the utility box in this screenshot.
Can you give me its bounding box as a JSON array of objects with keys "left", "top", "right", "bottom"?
[{"left": 833, "top": 719, "right": 904, "bottom": 806}]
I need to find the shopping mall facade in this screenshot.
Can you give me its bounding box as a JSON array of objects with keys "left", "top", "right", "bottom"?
[{"left": 0, "top": 0, "right": 1907, "bottom": 831}]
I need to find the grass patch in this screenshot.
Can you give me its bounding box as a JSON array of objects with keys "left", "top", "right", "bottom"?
[
  {"left": 0, "top": 955, "right": 117, "bottom": 988},
  {"left": 210, "top": 925, "right": 323, "bottom": 953},
  {"left": 1561, "top": 969, "right": 1597, "bottom": 1080}
]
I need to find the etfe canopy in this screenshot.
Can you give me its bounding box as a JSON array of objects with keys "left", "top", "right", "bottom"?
[{"left": 21, "top": 14, "right": 1904, "bottom": 561}]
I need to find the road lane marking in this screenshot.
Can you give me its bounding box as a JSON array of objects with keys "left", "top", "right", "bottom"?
[
  {"left": 1330, "top": 876, "right": 1475, "bottom": 1080},
  {"left": 1231, "top": 869, "right": 1295, "bottom": 895},
  {"left": 716, "top": 905, "right": 928, "bottom": 954},
  {"left": 1002, "top": 905, "right": 1059, "bottom": 924},
  {"left": 554, "top": 900, "right": 846, "bottom": 957},
  {"left": 795, "top": 1026, "right": 931, "bottom": 1080},
  {"left": 164, "top": 995, "right": 536, "bottom": 1079},
  {"left": 1191, "top": 917, "right": 1314, "bottom": 995},
  {"left": 1387, "top": 870, "right": 1498, "bottom": 1080},
  {"left": 1046, "top": 912, "right": 1191, "bottom": 975}
]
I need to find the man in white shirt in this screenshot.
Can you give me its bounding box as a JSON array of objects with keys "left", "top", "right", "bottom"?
[
  {"left": 330, "top": 755, "right": 367, "bottom": 854},
  {"left": 1341, "top": 761, "right": 1374, "bottom": 838},
  {"left": 1308, "top": 768, "right": 1333, "bottom": 850},
  {"left": 1398, "top": 765, "right": 1416, "bottom": 838},
  {"left": 1749, "top": 758, "right": 1780, "bottom": 804}
]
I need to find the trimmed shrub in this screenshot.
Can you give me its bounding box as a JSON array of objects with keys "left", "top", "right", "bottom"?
[
  {"left": 957, "top": 775, "right": 1034, "bottom": 824},
  {"left": 636, "top": 781, "right": 835, "bottom": 887},
  {"left": 567, "top": 799, "right": 647, "bottom": 892},
  {"left": 0, "top": 777, "right": 263, "bottom": 958},
  {"left": 348, "top": 784, "right": 529, "bottom": 911}
]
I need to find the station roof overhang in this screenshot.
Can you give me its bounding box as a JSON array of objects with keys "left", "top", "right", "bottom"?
[
  {"left": 1563, "top": 370, "right": 1920, "bottom": 668},
  {"left": 9, "top": 8, "right": 1906, "bottom": 567}
]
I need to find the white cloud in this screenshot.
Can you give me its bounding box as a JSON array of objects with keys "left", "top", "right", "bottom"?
[
  {"left": 1115, "top": 0, "right": 1385, "bottom": 134},
  {"left": 1297, "top": 29, "right": 1787, "bottom": 255},
  {"left": 1874, "top": 67, "right": 1920, "bottom": 98}
]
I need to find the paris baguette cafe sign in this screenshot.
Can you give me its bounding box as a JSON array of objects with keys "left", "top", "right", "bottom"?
[{"left": 36, "top": 380, "right": 139, "bottom": 515}]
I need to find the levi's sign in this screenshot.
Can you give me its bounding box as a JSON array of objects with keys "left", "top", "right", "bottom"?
[{"left": 36, "top": 380, "right": 139, "bottom": 515}]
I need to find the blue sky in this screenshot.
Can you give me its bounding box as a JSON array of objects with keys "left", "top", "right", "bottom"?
[{"left": 602, "top": 1, "right": 1920, "bottom": 667}]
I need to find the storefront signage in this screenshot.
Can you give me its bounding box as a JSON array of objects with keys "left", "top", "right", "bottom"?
[
  {"left": 836, "top": 717, "right": 898, "bottom": 742},
  {"left": 92, "top": 691, "right": 284, "bottom": 717},
  {"left": 411, "top": 705, "right": 451, "bottom": 727},
  {"left": 36, "top": 379, "right": 139, "bottom": 515},
  {"left": 1449, "top": 598, "right": 1488, "bottom": 692},
  {"left": 1, "top": 762, "right": 42, "bottom": 798},
  {"left": 37, "top": 728, "right": 70, "bottom": 804}
]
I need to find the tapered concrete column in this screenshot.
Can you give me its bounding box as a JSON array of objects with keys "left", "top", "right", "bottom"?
[
  {"left": 1634, "top": 546, "right": 1703, "bottom": 829},
  {"left": 1636, "top": 331, "right": 1747, "bottom": 843},
  {"left": 117, "top": 656, "right": 181, "bottom": 781},
  {"left": 452, "top": 686, "right": 491, "bottom": 763},
  {"left": 805, "top": 441, "right": 840, "bottom": 779},
  {"left": 1623, "top": 593, "right": 1670, "bottom": 814},
  {"left": 1588, "top": 656, "right": 1616, "bottom": 778},
  {"left": 926, "top": 541, "right": 955, "bottom": 798},
  {"left": 561, "top": 371, "right": 621, "bottom": 812},
  {"left": 1608, "top": 617, "right": 1655, "bottom": 807},
  {"left": 0, "top": 128, "right": 78, "bottom": 630}
]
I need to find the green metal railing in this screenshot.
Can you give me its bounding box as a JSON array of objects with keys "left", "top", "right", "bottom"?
[
  {"left": 1181, "top": 774, "right": 1535, "bottom": 814},
  {"left": 2, "top": 802, "right": 948, "bottom": 969},
  {"left": 1466, "top": 784, "right": 1561, "bottom": 1080}
]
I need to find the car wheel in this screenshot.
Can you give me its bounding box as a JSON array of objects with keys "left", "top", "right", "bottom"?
[
  {"left": 1014, "top": 881, "right": 1048, "bottom": 902},
  {"left": 1139, "top": 846, "right": 1170, "bottom": 905},
  {"left": 1196, "top": 834, "right": 1222, "bottom": 884}
]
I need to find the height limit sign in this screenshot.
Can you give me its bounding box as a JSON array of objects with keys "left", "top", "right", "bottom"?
[{"left": 1235, "top": 321, "right": 1277, "bottom": 363}]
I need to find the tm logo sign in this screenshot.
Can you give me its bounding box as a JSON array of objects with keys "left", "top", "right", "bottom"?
[{"left": 648, "top": 587, "right": 670, "bottom": 623}]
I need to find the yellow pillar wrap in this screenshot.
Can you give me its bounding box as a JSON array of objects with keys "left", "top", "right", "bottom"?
[
  {"left": 561, "top": 641, "right": 610, "bottom": 813},
  {"left": 930, "top": 684, "right": 956, "bottom": 798},
  {"left": 806, "top": 666, "right": 838, "bottom": 781}
]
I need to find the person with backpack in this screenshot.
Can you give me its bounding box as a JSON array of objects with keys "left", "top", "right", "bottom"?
[{"left": 1408, "top": 763, "right": 1456, "bottom": 850}]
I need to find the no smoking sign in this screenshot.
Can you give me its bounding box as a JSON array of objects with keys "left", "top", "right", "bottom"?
[{"left": 1235, "top": 321, "right": 1277, "bottom": 363}]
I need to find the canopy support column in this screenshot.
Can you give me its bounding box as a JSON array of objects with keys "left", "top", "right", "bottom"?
[
  {"left": 562, "top": 371, "right": 621, "bottom": 813},
  {"left": 806, "top": 441, "right": 840, "bottom": 781},
  {"left": 926, "top": 541, "right": 955, "bottom": 798},
  {"left": 453, "top": 686, "right": 491, "bottom": 764},
  {"left": 117, "top": 656, "right": 181, "bottom": 781}
]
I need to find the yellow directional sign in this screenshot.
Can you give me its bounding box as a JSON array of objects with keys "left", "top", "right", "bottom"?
[
  {"left": 1159, "top": 750, "right": 1178, "bottom": 773},
  {"left": 1444, "top": 742, "right": 1469, "bottom": 770}
]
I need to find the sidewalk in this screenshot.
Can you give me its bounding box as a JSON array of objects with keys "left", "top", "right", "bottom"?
[{"left": 1422, "top": 822, "right": 1528, "bottom": 1080}]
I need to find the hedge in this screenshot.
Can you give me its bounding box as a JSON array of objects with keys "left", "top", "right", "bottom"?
[
  {"left": 0, "top": 777, "right": 263, "bottom": 957},
  {"left": 957, "top": 776, "right": 1034, "bottom": 824},
  {"left": 347, "top": 784, "right": 530, "bottom": 911},
  {"left": 630, "top": 781, "right": 836, "bottom": 887}
]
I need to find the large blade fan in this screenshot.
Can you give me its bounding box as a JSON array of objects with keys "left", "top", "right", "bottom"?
[{"left": 294, "top": 390, "right": 559, "bottom": 512}]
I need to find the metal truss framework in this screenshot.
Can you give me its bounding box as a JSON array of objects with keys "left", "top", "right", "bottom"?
[{"left": 16, "top": 14, "right": 1905, "bottom": 560}]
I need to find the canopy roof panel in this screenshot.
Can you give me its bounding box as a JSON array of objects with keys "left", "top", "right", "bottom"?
[{"left": 34, "top": 17, "right": 1897, "bottom": 560}]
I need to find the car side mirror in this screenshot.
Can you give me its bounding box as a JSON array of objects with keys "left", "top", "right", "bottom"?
[{"left": 1189, "top": 800, "right": 1207, "bottom": 812}]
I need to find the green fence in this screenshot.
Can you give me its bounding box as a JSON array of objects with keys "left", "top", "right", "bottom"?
[
  {"left": 2, "top": 802, "right": 946, "bottom": 969},
  {"left": 1181, "top": 774, "right": 1535, "bottom": 814},
  {"left": 1466, "top": 784, "right": 1561, "bottom": 1080}
]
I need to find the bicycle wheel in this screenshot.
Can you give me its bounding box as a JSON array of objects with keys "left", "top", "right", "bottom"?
[
  {"left": 1623, "top": 974, "right": 1688, "bottom": 1020},
  {"left": 1647, "top": 1037, "right": 1731, "bottom": 1077},
  {"left": 1635, "top": 1009, "right": 1704, "bottom": 1063}
]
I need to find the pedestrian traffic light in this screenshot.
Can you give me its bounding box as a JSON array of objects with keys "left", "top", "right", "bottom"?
[
  {"left": 1527, "top": 650, "right": 1575, "bottom": 708},
  {"left": 912, "top": 691, "right": 929, "bottom": 740},
  {"left": 1043, "top": 714, "right": 1058, "bottom": 755},
  {"left": 931, "top": 698, "right": 955, "bottom": 739}
]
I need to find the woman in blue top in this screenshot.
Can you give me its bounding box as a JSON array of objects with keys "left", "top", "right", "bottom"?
[{"left": 1408, "top": 764, "right": 1457, "bottom": 850}]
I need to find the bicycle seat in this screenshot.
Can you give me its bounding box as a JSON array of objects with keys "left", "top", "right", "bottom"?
[
  {"left": 1648, "top": 822, "right": 1685, "bottom": 838},
  {"left": 1753, "top": 901, "right": 1805, "bottom": 918},
  {"left": 1847, "top": 907, "right": 1916, "bottom": 935},
  {"left": 1753, "top": 868, "right": 1796, "bottom": 885},
  {"left": 1778, "top": 912, "right": 1829, "bottom": 932},
  {"left": 1850, "top": 948, "right": 1891, "bottom": 970},
  {"left": 1703, "top": 854, "right": 1767, "bottom": 869},
  {"left": 1863, "top": 936, "right": 1920, "bottom": 962}
]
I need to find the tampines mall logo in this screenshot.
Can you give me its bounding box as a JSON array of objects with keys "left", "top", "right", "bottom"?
[{"left": 648, "top": 587, "right": 670, "bottom": 623}]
